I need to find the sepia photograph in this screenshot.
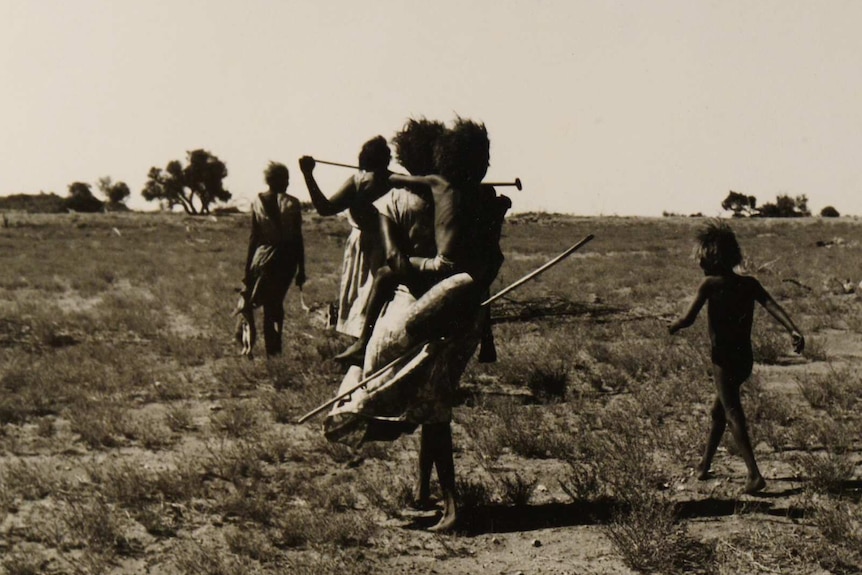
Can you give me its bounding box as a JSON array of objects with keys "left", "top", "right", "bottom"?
[{"left": 1, "top": 1, "right": 861, "bottom": 573}]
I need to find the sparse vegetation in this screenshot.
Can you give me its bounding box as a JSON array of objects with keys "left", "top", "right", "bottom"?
[{"left": 0, "top": 212, "right": 860, "bottom": 573}]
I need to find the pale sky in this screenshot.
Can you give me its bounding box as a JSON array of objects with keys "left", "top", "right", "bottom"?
[{"left": 2, "top": 0, "right": 860, "bottom": 216}]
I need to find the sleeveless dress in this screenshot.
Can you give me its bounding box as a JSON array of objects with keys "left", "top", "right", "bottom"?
[{"left": 335, "top": 172, "right": 386, "bottom": 337}]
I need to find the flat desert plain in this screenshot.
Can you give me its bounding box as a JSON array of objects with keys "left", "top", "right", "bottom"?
[{"left": 0, "top": 212, "right": 860, "bottom": 575}]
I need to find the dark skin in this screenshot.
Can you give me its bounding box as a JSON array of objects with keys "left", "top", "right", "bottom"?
[
  {"left": 335, "top": 172, "right": 485, "bottom": 365},
  {"left": 297, "top": 155, "right": 391, "bottom": 223},
  {"left": 375, "top": 186, "right": 462, "bottom": 532},
  {"left": 669, "top": 262, "right": 803, "bottom": 494}
]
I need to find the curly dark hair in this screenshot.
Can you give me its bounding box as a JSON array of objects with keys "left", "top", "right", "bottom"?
[
  {"left": 695, "top": 220, "right": 743, "bottom": 273},
  {"left": 392, "top": 118, "right": 446, "bottom": 176},
  {"left": 357, "top": 135, "right": 391, "bottom": 172},
  {"left": 264, "top": 162, "right": 290, "bottom": 190},
  {"left": 434, "top": 117, "right": 490, "bottom": 188}
]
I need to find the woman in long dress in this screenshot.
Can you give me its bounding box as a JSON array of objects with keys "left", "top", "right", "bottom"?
[
  {"left": 324, "top": 118, "right": 510, "bottom": 532},
  {"left": 298, "top": 136, "right": 392, "bottom": 337}
]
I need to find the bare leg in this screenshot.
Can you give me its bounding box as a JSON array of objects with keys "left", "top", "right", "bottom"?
[
  {"left": 698, "top": 396, "right": 726, "bottom": 479},
  {"left": 424, "top": 422, "right": 458, "bottom": 532},
  {"left": 477, "top": 304, "right": 497, "bottom": 363},
  {"left": 413, "top": 425, "right": 435, "bottom": 510},
  {"left": 335, "top": 267, "right": 398, "bottom": 365},
  {"left": 713, "top": 365, "right": 765, "bottom": 493},
  {"left": 262, "top": 290, "right": 287, "bottom": 357}
]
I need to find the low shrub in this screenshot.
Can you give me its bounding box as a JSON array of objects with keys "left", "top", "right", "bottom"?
[
  {"left": 498, "top": 472, "right": 538, "bottom": 506},
  {"left": 604, "top": 493, "right": 716, "bottom": 574},
  {"left": 797, "top": 451, "right": 855, "bottom": 494}
]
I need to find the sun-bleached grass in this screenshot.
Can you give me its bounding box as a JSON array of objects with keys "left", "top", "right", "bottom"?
[
  {"left": 2, "top": 213, "right": 862, "bottom": 573},
  {"left": 796, "top": 365, "right": 860, "bottom": 414},
  {"left": 604, "top": 492, "right": 716, "bottom": 575},
  {"left": 796, "top": 451, "right": 856, "bottom": 494}
]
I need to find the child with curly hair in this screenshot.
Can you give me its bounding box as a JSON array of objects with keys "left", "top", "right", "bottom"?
[{"left": 669, "top": 221, "right": 804, "bottom": 494}]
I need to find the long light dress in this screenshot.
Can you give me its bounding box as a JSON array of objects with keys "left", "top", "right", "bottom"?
[{"left": 335, "top": 172, "right": 386, "bottom": 337}]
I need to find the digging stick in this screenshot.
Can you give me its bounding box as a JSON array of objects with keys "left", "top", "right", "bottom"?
[
  {"left": 297, "top": 234, "right": 595, "bottom": 424},
  {"left": 295, "top": 341, "right": 430, "bottom": 424},
  {"left": 311, "top": 158, "right": 522, "bottom": 190},
  {"left": 482, "top": 234, "right": 594, "bottom": 306},
  {"left": 483, "top": 178, "right": 523, "bottom": 191},
  {"left": 312, "top": 158, "right": 363, "bottom": 170}
]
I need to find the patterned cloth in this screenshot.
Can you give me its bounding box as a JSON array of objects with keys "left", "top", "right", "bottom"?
[{"left": 324, "top": 275, "right": 483, "bottom": 447}]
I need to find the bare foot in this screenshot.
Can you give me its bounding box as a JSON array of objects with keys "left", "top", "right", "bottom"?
[
  {"left": 333, "top": 341, "right": 366, "bottom": 366},
  {"left": 744, "top": 475, "right": 766, "bottom": 494},
  {"left": 408, "top": 497, "right": 436, "bottom": 512},
  {"left": 428, "top": 509, "right": 458, "bottom": 533}
]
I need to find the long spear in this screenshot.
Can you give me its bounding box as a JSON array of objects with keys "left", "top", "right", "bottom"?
[
  {"left": 482, "top": 234, "right": 593, "bottom": 306},
  {"left": 296, "top": 233, "right": 595, "bottom": 424}
]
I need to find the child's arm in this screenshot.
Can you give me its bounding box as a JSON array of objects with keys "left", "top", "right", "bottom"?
[
  {"left": 754, "top": 280, "right": 804, "bottom": 353},
  {"left": 668, "top": 279, "right": 710, "bottom": 334},
  {"left": 387, "top": 173, "right": 436, "bottom": 189},
  {"left": 388, "top": 174, "right": 460, "bottom": 275}
]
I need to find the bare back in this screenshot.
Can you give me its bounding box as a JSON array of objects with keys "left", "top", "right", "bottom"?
[{"left": 703, "top": 274, "right": 768, "bottom": 354}]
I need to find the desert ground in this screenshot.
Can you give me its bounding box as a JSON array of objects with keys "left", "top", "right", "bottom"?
[{"left": 0, "top": 211, "right": 860, "bottom": 575}]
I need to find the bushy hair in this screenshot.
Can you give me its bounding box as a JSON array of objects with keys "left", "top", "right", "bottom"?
[
  {"left": 264, "top": 162, "right": 289, "bottom": 190},
  {"left": 695, "top": 220, "right": 743, "bottom": 273},
  {"left": 434, "top": 117, "right": 490, "bottom": 187},
  {"left": 357, "top": 135, "right": 391, "bottom": 172},
  {"left": 392, "top": 118, "right": 446, "bottom": 175}
]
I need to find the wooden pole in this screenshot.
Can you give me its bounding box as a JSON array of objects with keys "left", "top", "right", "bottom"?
[
  {"left": 482, "top": 234, "right": 594, "bottom": 306},
  {"left": 297, "top": 233, "right": 595, "bottom": 423}
]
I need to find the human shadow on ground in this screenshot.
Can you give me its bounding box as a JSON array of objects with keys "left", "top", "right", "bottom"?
[
  {"left": 403, "top": 495, "right": 808, "bottom": 535},
  {"left": 490, "top": 296, "right": 626, "bottom": 325}
]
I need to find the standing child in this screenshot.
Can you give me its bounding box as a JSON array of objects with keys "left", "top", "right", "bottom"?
[{"left": 668, "top": 221, "right": 804, "bottom": 494}]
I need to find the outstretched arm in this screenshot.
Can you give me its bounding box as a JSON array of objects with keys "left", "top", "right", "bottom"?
[
  {"left": 388, "top": 173, "right": 437, "bottom": 189},
  {"left": 756, "top": 283, "right": 804, "bottom": 353},
  {"left": 669, "top": 280, "right": 709, "bottom": 334},
  {"left": 298, "top": 156, "right": 356, "bottom": 216}
]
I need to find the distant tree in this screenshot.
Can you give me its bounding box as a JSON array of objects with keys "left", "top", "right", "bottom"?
[
  {"left": 97, "top": 176, "right": 131, "bottom": 205},
  {"left": 721, "top": 191, "right": 758, "bottom": 217},
  {"left": 64, "top": 182, "right": 104, "bottom": 213},
  {"left": 757, "top": 194, "right": 809, "bottom": 218},
  {"left": 820, "top": 206, "right": 840, "bottom": 218},
  {"left": 141, "top": 149, "right": 230, "bottom": 214},
  {"left": 794, "top": 194, "right": 811, "bottom": 216}
]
